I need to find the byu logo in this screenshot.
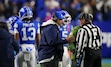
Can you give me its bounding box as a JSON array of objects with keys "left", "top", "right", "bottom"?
[{"left": 26, "top": 47, "right": 32, "bottom": 51}]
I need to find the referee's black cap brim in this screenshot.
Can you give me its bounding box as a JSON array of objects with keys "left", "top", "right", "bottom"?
[{"left": 76, "top": 12, "right": 85, "bottom": 20}]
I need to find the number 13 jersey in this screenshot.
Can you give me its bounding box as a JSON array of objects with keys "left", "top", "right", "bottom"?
[{"left": 14, "top": 20, "right": 40, "bottom": 44}]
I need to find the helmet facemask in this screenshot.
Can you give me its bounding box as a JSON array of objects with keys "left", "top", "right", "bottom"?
[{"left": 62, "top": 14, "right": 71, "bottom": 25}]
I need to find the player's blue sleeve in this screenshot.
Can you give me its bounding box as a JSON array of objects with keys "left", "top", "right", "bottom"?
[
  {"left": 33, "top": 21, "right": 40, "bottom": 34},
  {"left": 35, "top": 21, "right": 40, "bottom": 34}
]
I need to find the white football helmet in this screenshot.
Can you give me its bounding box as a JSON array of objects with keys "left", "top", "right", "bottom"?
[
  {"left": 19, "top": 6, "right": 33, "bottom": 20},
  {"left": 60, "top": 10, "right": 72, "bottom": 25}
]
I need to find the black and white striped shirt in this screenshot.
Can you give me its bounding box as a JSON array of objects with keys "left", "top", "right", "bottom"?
[{"left": 76, "top": 23, "right": 102, "bottom": 58}]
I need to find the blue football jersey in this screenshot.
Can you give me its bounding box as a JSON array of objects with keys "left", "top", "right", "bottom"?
[
  {"left": 59, "top": 24, "right": 73, "bottom": 46},
  {"left": 14, "top": 20, "right": 40, "bottom": 44}
]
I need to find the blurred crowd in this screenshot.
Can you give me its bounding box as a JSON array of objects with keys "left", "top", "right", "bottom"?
[
  {"left": 0, "top": 0, "right": 111, "bottom": 24},
  {"left": 0, "top": 0, "right": 36, "bottom": 20}
]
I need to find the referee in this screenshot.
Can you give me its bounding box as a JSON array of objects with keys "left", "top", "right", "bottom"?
[{"left": 75, "top": 12, "right": 102, "bottom": 67}]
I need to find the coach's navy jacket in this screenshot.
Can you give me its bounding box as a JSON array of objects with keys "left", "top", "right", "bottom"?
[
  {"left": 38, "top": 20, "right": 68, "bottom": 63},
  {"left": 0, "top": 28, "right": 19, "bottom": 67}
]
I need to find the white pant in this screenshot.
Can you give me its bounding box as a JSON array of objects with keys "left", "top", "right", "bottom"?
[
  {"left": 62, "top": 46, "right": 71, "bottom": 67},
  {"left": 14, "top": 56, "right": 18, "bottom": 67},
  {"left": 16, "top": 44, "right": 36, "bottom": 67}
]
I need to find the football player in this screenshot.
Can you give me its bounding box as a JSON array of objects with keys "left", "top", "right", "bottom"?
[
  {"left": 59, "top": 10, "right": 73, "bottom": 67},
  {"left": 14, "top": 6, "right": 40, "bottom": 67},
  {"left": 7, "top": 16, "right": 21, "bottom": 67}
]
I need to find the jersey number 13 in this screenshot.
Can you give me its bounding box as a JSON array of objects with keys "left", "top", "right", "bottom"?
[{"left": 22, "top": 27, "right": 36, "bottom": 41}]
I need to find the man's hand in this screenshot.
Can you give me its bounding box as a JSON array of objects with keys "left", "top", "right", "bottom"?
[{"left": 66, "top": 36, "right": 75, "bottom": 43}]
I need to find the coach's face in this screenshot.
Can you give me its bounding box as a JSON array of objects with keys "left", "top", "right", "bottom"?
[{"left": 57, "top": 18, "right": 63, "bottom": 26}]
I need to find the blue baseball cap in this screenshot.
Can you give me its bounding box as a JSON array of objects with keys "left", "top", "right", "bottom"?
[{"left": 53, "top": 11, "right": 64, "bottom": 20}]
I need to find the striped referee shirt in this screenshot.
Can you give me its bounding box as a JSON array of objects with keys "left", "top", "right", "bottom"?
[{"left": 76, "top": 23, "right": 102, "bottom": 59}]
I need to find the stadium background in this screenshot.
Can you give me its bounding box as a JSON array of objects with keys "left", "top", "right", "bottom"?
[{"left": 0, "top": 0, "right": 111, "bottom": 67}]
